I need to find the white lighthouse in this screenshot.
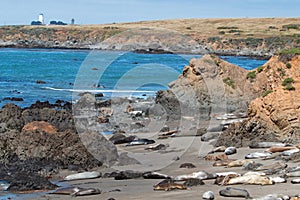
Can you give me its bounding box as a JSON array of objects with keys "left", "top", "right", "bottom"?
[{"left": 38, "top": 14, "right": 44, "bottom": 24}]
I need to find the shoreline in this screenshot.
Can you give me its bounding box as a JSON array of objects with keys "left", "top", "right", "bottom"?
[{"left": 0, "top": 46, "right": 272, "bottom": 60}]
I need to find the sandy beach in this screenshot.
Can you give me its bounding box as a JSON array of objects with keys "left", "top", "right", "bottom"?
[{"left": 30, "top": 133, "right": 300, "bottom": 200}]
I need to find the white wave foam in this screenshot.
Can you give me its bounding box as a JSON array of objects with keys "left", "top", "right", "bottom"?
[{"left": 43, "top": 87, "right": 155, "bottom": 93}]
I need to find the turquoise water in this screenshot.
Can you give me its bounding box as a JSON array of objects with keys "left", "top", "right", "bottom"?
[{"left": 0, "top": 48, "right": 267, "bottom": 108}]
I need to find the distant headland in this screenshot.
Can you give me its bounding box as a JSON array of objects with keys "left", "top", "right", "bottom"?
[{"left": 1, "top": 18, "right": 300, "bottom": 57}]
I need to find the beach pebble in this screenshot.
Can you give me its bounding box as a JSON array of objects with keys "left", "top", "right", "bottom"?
[
  {"left": 202, "top": 191, "right": 214, "bottom": 199},
  {"left": 225, "top": 147, "right": 237, "bottom": 155}
]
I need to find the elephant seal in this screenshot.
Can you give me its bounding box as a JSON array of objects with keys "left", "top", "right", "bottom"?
[
  {"left": 242, "top": 162, "right": 263, "bottom": 171},
  {"left": 269, "top": 177, "right": 286, "bottom": 183},
  {"left": 183, "top": 178, "right": 204, "bottom": 187},
  {"left": 64, "top": 171, "right": 101, "bottom": 181},
  {"left": 174, "top": 171, "right": 215, "bottom": 181},
  {"left": 126, "top": 139, "right": 155, "bottom": 146},
  {"left": 266, "top": 146, "right": 296, "bottom": 153},
  {"left": 179, "top": 163, "right": 196, "bottom": 168},
  {"left": 51, "top": 187, "right": 101, "bottom": 196},
  {"left": 281, "top": 148, "right": 300, "bottom": 156},
  {"left": 245, "top": 152, "right": 272, "bottom": 159},
  {"left": 227, "top": 159, "right": 254, "bottom": 168},
  {"left": 286, "top": 171, "right": 300, "bottom": 177},
  {"left": 225, "top": 147, "right": 237, "bottom": 155},
  {"left": 203, "top": 191, "right": 214, "bottom": 199},
  {"left": 204, "top": 153, "right": 228, "bottom": 161},
  {"left": 226, "top": 174, "right": 273, "bottom": 185},
  {"left": 50, "top": 187, "right": 81, "bottom": 195},
  {"left": 143, "top": 172, "right": 172, "bottom": 179},
  {"left": 153, "top": 182, "right": 187, "bottom": 191},
  {"left": 72, "top": 188, "right": 101, "bottom": 197},
  {"left": 145, "top": 144, "right": 167, "bottom": 151},
  {"left": 249, "top": 142, "right": 287, "bottom": 148},
  {"left": 208, "top": 146, "right": 226, "bottom": 154},
  {"left": 291, "top": 179, "right": 300, "bottom": 184},
  {"left": 254, "top": 194, "right": 290, "bottom": 200},
  {"left": 215, "top": 174, "right": 239, "bottom": 186},
  {"left": 219, "top": 187, "right": 250, "bottom": 199},
  {"left": 213, "top": 159, "right": 236, "bottom": 167},
  {"left": 254, "top": 161, "right": 287, "bottom": 171}
]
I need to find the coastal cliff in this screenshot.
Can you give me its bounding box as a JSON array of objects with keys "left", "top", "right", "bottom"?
[
  {"left": 1, "top": 18, "right": 300, "bottom": 56},
  {"left": 156, "top": 54, "right": 268, "bottom": 120},
  {"left": 216, "top": 52, "right": 300, "bottom": 146},
  {"left": 156, "top": 50, "right": 300, "bottom": 145}
]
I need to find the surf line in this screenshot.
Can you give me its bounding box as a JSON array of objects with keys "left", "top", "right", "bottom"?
[{"left": 43, "top": 87, "right": 155, "bottom": 93}]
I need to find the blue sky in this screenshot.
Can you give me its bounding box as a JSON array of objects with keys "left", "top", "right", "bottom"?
[{"left": 1, "top": 0, "right": 300, "bottom": 25}]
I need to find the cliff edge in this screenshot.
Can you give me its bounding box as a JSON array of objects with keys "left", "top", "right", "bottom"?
[{"left": 216, "top": 51, "right": 300, "bottom": 146}]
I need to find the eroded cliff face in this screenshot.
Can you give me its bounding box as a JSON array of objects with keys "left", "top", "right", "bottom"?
[
  {"left": 156, "top": 54, "right": 265, "bottom": 120},
  {"left": 216, "top": 54, "right": 300, "bottom": 146}
]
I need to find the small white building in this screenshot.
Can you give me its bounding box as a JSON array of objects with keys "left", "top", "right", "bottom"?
[{"left": 38, "top": 14, "right": 44, "bottom": 24}]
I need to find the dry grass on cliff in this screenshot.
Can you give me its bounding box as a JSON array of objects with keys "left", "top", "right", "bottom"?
[{"left": 96, "top": 18, "right": 300, "bottom": 39}]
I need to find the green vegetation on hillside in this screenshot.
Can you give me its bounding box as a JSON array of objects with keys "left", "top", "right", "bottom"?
[
  {"left": 282, "top": 77, "right": 295, "bottom": 91},
  {"left": 257, "top": 66, "right": 264, "bottom": 73},
  {"left": 247, "top": 71, "right": 256, "bottom": 80},
  {"left": 223, "top": 77, "right": 235, "bottom": 89},
  {"left": 279, "top": 48, "right": 300, "bottom": 55},
  {"left": 262, "top": 90, "right": 273, "bottom": 97}
]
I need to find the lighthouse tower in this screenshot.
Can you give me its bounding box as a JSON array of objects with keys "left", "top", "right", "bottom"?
[{"left": 38, "top": 14, "right": 44, "bottom": 24}]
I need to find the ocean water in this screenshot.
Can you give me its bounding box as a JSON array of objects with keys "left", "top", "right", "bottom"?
[{"left": 0, "top": 48, "right": 267, "bottom": 108}]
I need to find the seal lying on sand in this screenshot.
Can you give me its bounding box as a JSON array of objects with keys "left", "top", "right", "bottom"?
[
  {"left": 63, "top": 171, "right": 101, "bottom": 181},
  {"left": 254, "top": 161, "right": 287, "bottom": 171},
  {"left": 204, "top": 153, "right": 228, "bottom": 161},
  {"left": 208, "top": 146, "right": 227, "bottom": 154},
  {"left": 225, "top": 147, "right": 237, "bottom": 155},
  {"left": 143, "top": 172, "right": 172, "bottom": 179},
  {"left": 174, "top": 171, "right": 215, "bottom": 181},
  {"left": 213, "top": 159, "right": 236, "bottom": 167},
  {"left": 126, "top": 139, "right": 155, "bottom": 146},
  {"left": 225, "top": 174, "right": 273, "bottom": 185},
  {"left": 219, "top": 187, "right": 250, "bottom": 199},
  {"left": 245, "top": 152, "right": 272, "bottom": 159},
  {"left": 249, "top": 142, "right": 287, "bottom": 148},
  {"left": 215, "top": 174, "right": 239, "bottom": 186},
  {"left": 266, "top": 146, "right": 297, "bottom": 153},
  {"left": 153, "top": 182, "right": 187, "bottom": 191},
  {"left": 227, "top": 159, "right": 254, "bottom": 168},
  {"left": 50, "top": 187, "right": 101, "bottom": 196}
]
